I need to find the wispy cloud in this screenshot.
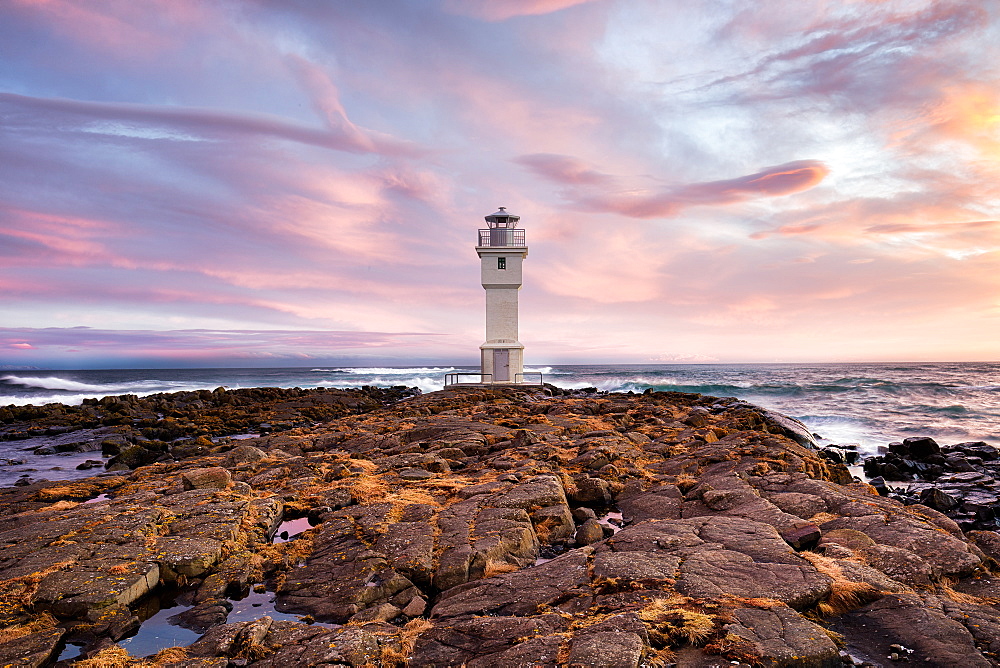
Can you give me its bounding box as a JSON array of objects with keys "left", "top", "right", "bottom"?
[{"left": 1, "top": 0, "right": 999, "bottom": 365}]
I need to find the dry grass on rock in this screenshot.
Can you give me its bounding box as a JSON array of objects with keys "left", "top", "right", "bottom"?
[
  {"left": 640, "top": 598, "right": 718, "bottom": 646},
  {"left": 73, "top": 646, "right": 132, "bottom": 668},
  {"left": 379, "top": 618, "right": 434, "bottom": 665},
  {"left": 801, "top": 551, "right": 880, "bottom": 616},
  {"left": 0, "top": 612, "right": 58, "bottom": 644}
]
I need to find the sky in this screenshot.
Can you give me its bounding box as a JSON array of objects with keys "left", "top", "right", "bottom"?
[{"left": 1, "top": 0, "right": 999, "bottom": 368}]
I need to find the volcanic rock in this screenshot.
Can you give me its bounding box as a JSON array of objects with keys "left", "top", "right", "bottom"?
[{"left": 1, "top": 386, "right": 999, "bottom": 666}]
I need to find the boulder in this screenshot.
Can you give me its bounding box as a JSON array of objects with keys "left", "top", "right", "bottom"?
[
  {"left": 224, "top": 444, "right": 266, "bottom": 466},
  {"left": 575, "top": 518, "right": 605, "bottom": 546},
  {"left": 182, "top": 467, "right": 232, "bottom": 490},
  {"left": 566, "top": 630, "right": 644, "bottom": 667}
]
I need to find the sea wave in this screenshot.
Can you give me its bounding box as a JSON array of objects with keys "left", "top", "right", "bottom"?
[
  {"left": 546, "top": 377, "right": 813, "bottom": 396},
  {"left": 1, "top": 375, "right": 177, "bottom": 394},
  {"left": 327, "top": 367, "right": 459, "bottom": 375},
  {"left": 316, "top": 376, "right": 445, "bottom": 393},
  {"left": 523, "top": 366, "right": 571, "bottom": 375},
  {"left": 0, "top": 386, "right": 207, "bottom": 408}
]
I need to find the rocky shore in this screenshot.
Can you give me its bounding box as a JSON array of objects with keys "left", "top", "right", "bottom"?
[
  {"left": 2, "top": 386, "right": 1000, "bottom": 667},
  {"left": 0, "top": 386, "right": 417, "bottom": 487}
]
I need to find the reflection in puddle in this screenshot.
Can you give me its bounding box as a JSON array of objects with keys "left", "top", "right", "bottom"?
[
  {"left": 54, "top": 641, "right": 86, "bottom": 663},
  {"left": 598, "top": 510, "right": 623, "bottom": 534},
  {"left": 118, "top": 602, "right": 201, "bottom": 658},
  {"left": 228, "top": 589, "right": 339, "bottom": 629},
  {"left": 83, "top": 493, "right": 110, "bottom": 504},
  {"left": 272, "top": 517, "right": 312, "bottom": 543}
]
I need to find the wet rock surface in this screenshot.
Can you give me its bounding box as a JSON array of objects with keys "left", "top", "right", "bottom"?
[
  {"left": 0, "top": 387, "right": 999, "bottom": 666},
  {"left": 0, "top": 386, "right": 418, "bottom": 486}
]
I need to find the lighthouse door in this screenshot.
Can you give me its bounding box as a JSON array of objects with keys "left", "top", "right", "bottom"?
[{"left": 493, "top": 349, "right": 510, "bottom": 382}]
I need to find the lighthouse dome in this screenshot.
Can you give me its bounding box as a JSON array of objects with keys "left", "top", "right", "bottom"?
[{"left": 484, "top": 206, "right": 520, "bottom": 229}]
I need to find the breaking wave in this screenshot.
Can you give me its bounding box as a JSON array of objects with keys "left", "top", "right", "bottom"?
[
  {"left": 1, "top": 375, "right": 182, "bottom": 394},
  {"left": 326, "top": 367, "right": 459, "bottom": 375},
  {"left": 317, "top": 376, "right": 445, "bottom": 394}
]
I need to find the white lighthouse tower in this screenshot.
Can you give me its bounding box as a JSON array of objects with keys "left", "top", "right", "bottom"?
[{"left": 477, "top": 207, "right": 528, "bottom": 383}]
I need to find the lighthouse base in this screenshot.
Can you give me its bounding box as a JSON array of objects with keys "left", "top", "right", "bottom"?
[
  {"left": 479, "top": 342, "right": 524, "bottom": 384},
  {"left": 443, "top": 342, "right": 542, "bottom": 387}
]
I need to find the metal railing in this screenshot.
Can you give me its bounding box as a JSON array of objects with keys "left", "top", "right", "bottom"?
[
  {"left": 515, "top": 372, "right": 544, "bottom": 385},
  {"left": 478, "top": 229, "right": 526, "bottom": 247},
  {"left": 444, "top": 371, "right": 544, "bottom": 386},
  {"left": 445, "top": 372, "right": 492, "bottom": 386}
]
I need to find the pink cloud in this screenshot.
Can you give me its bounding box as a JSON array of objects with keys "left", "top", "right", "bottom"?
[
  {"left": 570, "top": 160, "right": 829, "bottom": 219},
  {"left": 515, "top": 154, "right": 613, "bottom": 185},
  {"left": 441, "top": 0, "right": 601, "bottom": 21},
  {"left": 0, "top": 327, "right": 455, "bottom": 364},
  {"left": 286, "top": 55, "right": 380, "bottom": 153},
  {"left": 9, "top": 0, "right": 206, "bottom": 59},
  {"left": 866, "top": 220, "right": 1000, "bottom": 235},
  {"left": 0, "top": 92, "right": 424, "bottom": 158}
]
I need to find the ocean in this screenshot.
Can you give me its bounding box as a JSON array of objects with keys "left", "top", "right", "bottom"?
[{"left": 2, "top": 362, "right": 999, "bottom": 461}]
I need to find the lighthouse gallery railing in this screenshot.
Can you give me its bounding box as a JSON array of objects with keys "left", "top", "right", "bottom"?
[{"left": 477, "top": 229, "right": 525, "bottom": 247}]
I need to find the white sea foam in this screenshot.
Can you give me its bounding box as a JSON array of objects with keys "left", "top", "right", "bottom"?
[
  {"left": 0, "top": 386, "right": 212, "bottom": 407},
  {"left": 328, "top": 367, "right": 459, "bottom": 375},
  {"left": 0, "top": 375, "right": 208, "bottom": 406},
  {"left": 0, "top": 375, "right": 183, "bottom": 394},
  {"left": 316, "top": 376, "right": 445, "bottom": 393},
  {"left": 523, "top": 366, "right": 561, "bottom": 375},
  {"left": 2, "top": 375, "right": 121, "bottom": 392},
  {"left": 546, "top": 376, "right": 660, "bottom": 393}
]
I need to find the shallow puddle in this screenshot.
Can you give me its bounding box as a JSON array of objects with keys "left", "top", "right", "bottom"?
[
  {"left": 54, "top": 641, "right": 86, "bottom": 664},
  {"left": 228, "top": 589, "right": 339, "bottom": 629},
  {"left": 83, "top": 493, "right": 110, "bottom": 504},
  {"left": 118, "top": 602, "right": 201, "bottom": 658},
  {"left": 272, "top": 517, "right": 312, "bottom": 543},
  {"left": 597, "top": 510, "right": 623, "bottom": 533}
]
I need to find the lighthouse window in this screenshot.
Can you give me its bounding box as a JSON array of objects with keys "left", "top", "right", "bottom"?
[{"left": 497, "top": 257, "right": 506, "bottom": 270}]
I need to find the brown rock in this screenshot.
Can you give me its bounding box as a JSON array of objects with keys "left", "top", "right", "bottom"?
[
  {"left": 820, "top": 513, "right": 980, "bottom": 578},
  {"left": 154, "top": 536, "right": 223, "bottom": 579},
  {"left": 829, "top": 593, "right": 992, "bottom": 667},
  {"left": 224, "top": 444, "right": 266, "bottom": 466},
  {"left": 182, "top": 466, "right": 232, "bottom": 490},
  {"left": 432, "top": 549, "right": 592, "bottom": 619},
  {"left": 0, "top": 627, "right": 66, "bottom": 667},
  {"left": 412, "top": 614, "right": 569, "bottom": 666},
  {"left": 575, "top": 518, "right": 605, "bottom": 546},
  {"left": 725, "top": 604, "right": 840, "bottom": 667},
  {"left": 781, "top": 523, "right": 821, "bottom": 550}
]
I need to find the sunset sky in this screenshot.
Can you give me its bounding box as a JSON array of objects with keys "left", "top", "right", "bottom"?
[{"left": 2, "top": 0, "right": 999, "bottom": 368}]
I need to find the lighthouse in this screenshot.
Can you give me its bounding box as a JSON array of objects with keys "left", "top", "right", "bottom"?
[{"left": 477, "top": 207, "right": 528, "bottom": 383}]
